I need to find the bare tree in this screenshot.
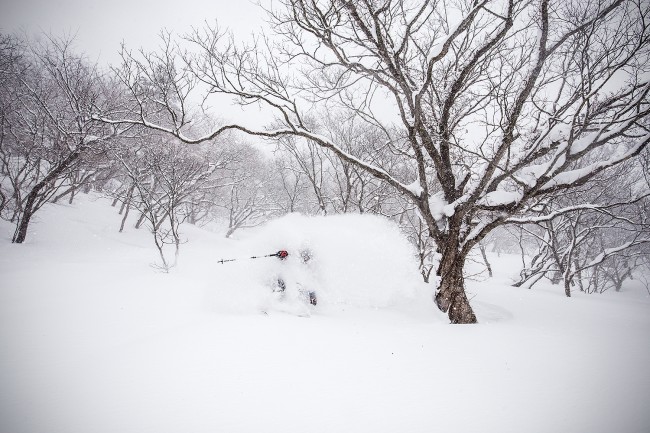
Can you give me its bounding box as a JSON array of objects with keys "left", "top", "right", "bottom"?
[
  {"left": 401, "top": 206, "right": 438, "bottom": 283},
  {"left": 273, "top": 153, "right": 312, "bottom": 214},
  {"left": 215, "top": 143, "right": 281, "bottom": 237},
  {"left": 271, "top": 116, "right": 404, "bottom": 216},
  {"left": 276, "top": 135, "right": 332, "bottom": 214},
  {"left": 513, "top": 157, "right": 650, "bottom": 295},
  {"left": 100, "top": 0, "right": 650, "bottom": 323},
  {"left": 50, "top": 158, "right": 117, "bottom": 205},
  {"left": 111, "top": 132, "right": 224, "bottom": 270},
  {"left": 0, "top": 35, "right": 123, "bottom": 243}
]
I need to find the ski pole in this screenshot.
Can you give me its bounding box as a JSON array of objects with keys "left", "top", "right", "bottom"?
[{"left": 218, "top": 250, "right": 288, "bottom": 264}]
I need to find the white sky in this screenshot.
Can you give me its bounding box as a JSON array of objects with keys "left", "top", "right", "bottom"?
[
  {"left": 0, "top": 0, "right": 267, "bottom": 66},
  {"left": 0, "top": 0, "right": 279, "bottom": 130},
  {"left": 0, "top": 0, "right": 399, "bottom": 131}
]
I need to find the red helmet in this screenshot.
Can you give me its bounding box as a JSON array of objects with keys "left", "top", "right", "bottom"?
[{"left": 277, "top": 250, "right": 289, "bottom": 259}]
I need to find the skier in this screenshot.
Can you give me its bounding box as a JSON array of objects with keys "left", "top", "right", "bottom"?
[{"left": 273, "top": 249, "right": 318, "bottom": 306}]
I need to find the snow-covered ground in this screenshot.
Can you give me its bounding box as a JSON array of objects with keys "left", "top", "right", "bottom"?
[{"left": 1, "top": 193, "right": 649, "bottom": 433}]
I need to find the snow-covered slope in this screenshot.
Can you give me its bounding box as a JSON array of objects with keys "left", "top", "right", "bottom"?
[{"left": 1, "top": 194, "right": 649, "bottom": 433}]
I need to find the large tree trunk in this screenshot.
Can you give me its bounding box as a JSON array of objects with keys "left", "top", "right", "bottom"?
[{"left": 434, "top": 248, "right": 478, "bottom": 324}]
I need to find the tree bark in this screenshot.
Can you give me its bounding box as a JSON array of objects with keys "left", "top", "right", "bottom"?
[
  {"left": 135, "top": 211, "right": 147, "bottom": 229},
  {"left": 434, "top": 248, "right": 478, "bottom": 324},
  {"left": 12, "top": 188, "right": 38, "bottom": 243},
  {"left": 119, "top": 200, "right": 131, "bottom": 233},
  {"left": 118, "top": 184, "right": 134, "bottom": 215}
]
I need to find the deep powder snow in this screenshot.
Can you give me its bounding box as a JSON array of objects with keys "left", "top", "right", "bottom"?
[{"left": 1, "top": 194, "right": 649, "bottom": 433}]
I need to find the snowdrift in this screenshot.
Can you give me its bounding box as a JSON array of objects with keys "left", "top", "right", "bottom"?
[{"left": 210, "top": 213, "right": 429, "bottom": 314}]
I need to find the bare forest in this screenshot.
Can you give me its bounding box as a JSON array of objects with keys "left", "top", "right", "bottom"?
[{"left": 2, "top": 0, "right": 649, "bottom": 323}]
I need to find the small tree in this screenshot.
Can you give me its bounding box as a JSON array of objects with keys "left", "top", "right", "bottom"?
[
  {"left": 215, "top": 144, "right": 281, "bottom": 237},
  {"left": 273, "top": 153, "right": 312, "bottom": 214},
  {"left": 112, "top": 133, "right": 224, "bottom": 270},
  {"left": 0, "top": 35, "right": 122, "bottom": 243},
  {"left": 513, "top": 161, "right": 650, "bottom": 295}
]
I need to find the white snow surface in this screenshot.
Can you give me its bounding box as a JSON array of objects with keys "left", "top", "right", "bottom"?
[{"left": 1, "top": 194, "right": 649, "bottom": 433}]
